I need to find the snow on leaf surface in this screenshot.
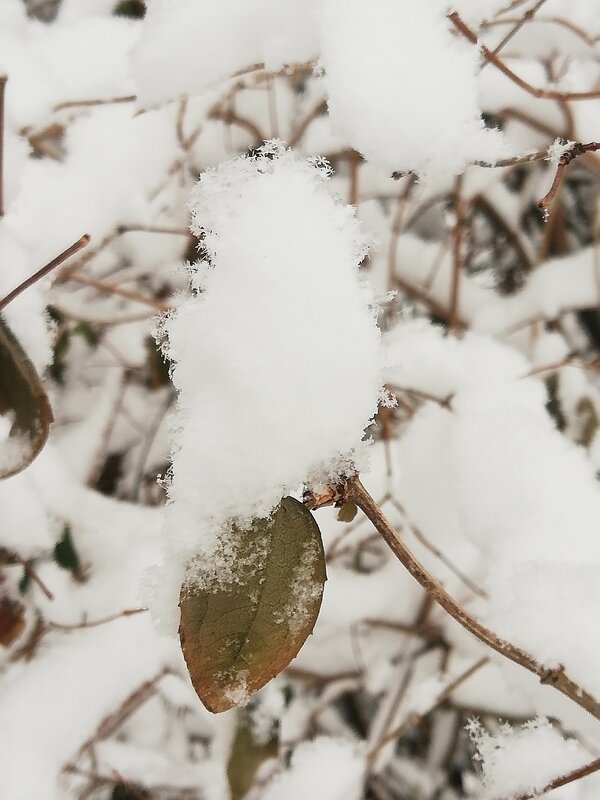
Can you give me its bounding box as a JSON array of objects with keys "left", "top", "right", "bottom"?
[{"left": 180, "top": 498, "right": 326, "bottom": 713}]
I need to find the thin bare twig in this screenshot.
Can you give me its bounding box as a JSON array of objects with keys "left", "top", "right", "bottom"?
[
  {"left": 483, "top": 14, "right": 597, "bottom": 48},
  {"left": 490, "top": 0, "right": 548, "bottom": 55},
  {"left": 389, "top": 497, "right": 486, "bottom": 599},
  {"left": 449, "top": 12, "right": 600, "bottom": 101},
  {"left": 209, "top": 108, "right": 265, "bottom": 145},
  {"left": 0, "top": 234, "right": 91, "bottom": 311},
  {"left": 1, "top": 548, "right": 55, "bottom": 601},
  {"left": 116, "top": 224, "right": 189, "bottom": 236},
  {"left": 510, "top": 754, "right": 600, "bottom": 799},
  {"left": 20, "top": 559, "right": 54, "bottom": 601},
  {"left": 369, "top": 656, "right": 489, "bottom": 759},
  {"left": 77, "top": 667, "right": 173, "bottom": 754},
  {"left": 48, "top": 607, "right": 146, "bottom": 631},
  {"left": 345, "top": 476, "right": 600, "bottom": 722},
  {"left": 68, "top": 272, "right": 170, "bottom": 312},
  {"left": 393, "top": 274, "right": 467, "bottom": 329},
  {"left": 53, "top": 95, "right": 136, "bottom": 112},
  {"left": 538, "top": 142, "right": 600, "bottom": 214}
]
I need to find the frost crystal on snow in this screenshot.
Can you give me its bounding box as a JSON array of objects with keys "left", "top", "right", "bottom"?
[
  {"left": 274, "top": 537, "right": 323, "bottom": 634},
  {"left": 467, "top": 718, "right": 589, "bottom": 799}
]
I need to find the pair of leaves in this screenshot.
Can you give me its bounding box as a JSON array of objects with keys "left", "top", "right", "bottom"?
[
  {"left": 179, "top": 497, "right": 326, "bottom": 713},
  {"left": 0, "top": 314, "right": 52, "bottom": 479}
]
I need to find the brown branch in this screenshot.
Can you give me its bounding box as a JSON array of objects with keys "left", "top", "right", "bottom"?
[
  {"left": 483, "top": 14, "right": 597, "bottom": 48},
  {"left": 68, "top": 272, "right": 170, "bottom": 312},
  {"left": 48, "top": 607, "right": 146, "bottom": 631},
  {"left": 20, "top": 558, "right": 54, "bottom": 601},
  {"left": 474, "top": 146, "right": 554, "bottom": 168},
  {"left": 392, "top": 274, "right": 467, "bottom": 329},
  {"left": 490, "top": 0, "right": 548, "bottom": 55},
  {"left": 1, "top": 547, "right": 55, "bottom": 601},
  {"left": 345, "top": 476, "right": 600, "bottom": 722},
  {"left": 496, "top": 0, "right": 531, "bottom": 14},
  {"left": 363, "top": 617, "right": 443, "bottom": 642},
  {"left": 511, "top": 754, "right": 600, "bottom": 799},
  {"left": 209, "top": 108, "right": 264, "bottom": 145},
  {"left": 0, "top": 234, "right": 90, "bottom": 311},
  {"left": 473, "top": 195, "right": 533, "bottom": 275},
  {"left": 56, "top": 230, "right": 116, "bottom": 283},
  {"left": 53, "top": 95, "right": 136, "bottom": 112},
  {"left": 474, "top": 140, "right": 600, "bottom": 215},
  {"left": 289, "top": 98, "right": 327, "bottom": 147},
  {"left": 449, "top": 12, "right": 600, "bottom": 100},
  {"left": 538, "top": 142, "right": 600, "bottom": 214},
  {"left": 523, "top": 353, "right": 600, "bottom": 378},
  {"left": 369, "top": 656, "right": 489, "bottom": 759},
  {"left": 389, "top": 497, "right": 487, "bottom": 599},
  {"left": 284, "top": 666, "right": 362, "bottom": 685},
  {"left": 78, "top": 667, "right": 172, "bottom": 754},
  {"left": 116, "top": 224, "right": 189, "bottom": 236}
]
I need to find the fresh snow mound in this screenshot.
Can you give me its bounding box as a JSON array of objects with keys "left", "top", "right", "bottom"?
[
  {"left": 318, "top": 0, "right": 506, "bottom": 179},
  {"left": 153, "top": 141, "right": 383, "bottom": 630},
  {"left": 262, "top": 737, "right": 365, "bottom": 800},
  {"left": 468, "top": 718, "right": 589, "bottom": 799},
  {"left": 132, "top": 0, "right": 320, "bottom": 105}
]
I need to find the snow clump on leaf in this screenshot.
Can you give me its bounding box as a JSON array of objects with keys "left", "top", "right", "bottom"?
[{"left": 151, "top": 141, "right": 383, "bottom": 631}]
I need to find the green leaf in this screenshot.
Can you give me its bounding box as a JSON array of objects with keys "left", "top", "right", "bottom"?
[
  {"left": 227, "top": 710, "right": 278, "bottom": 800},
  {"left": 54, "top": 525, "right": 82, "bottom": 576},
  {"left": 113, "top": 0, "right": 146, "bottom": 18},
  {"left": 0, "top": 314, "right": 53, "bottom": 479},
  {"left": 111, "top": 784, "right": 149, "bottom": 800},
  {"left": 179, "top": 497, "right": 326, "bottom": 713}
]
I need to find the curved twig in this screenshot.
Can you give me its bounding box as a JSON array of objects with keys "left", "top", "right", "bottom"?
[{"left": 345, "top": 476, "right": 600, "bottom": 722}]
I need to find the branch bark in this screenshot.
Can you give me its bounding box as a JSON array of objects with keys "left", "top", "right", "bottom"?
[
  {"left": 343, "top": 476, "right": 600, "bottom": 723},
  {"left": 449, "top": 12, "right": 600, "bottom": 101},
  {"left": 0, "top": 234, "right": 90, "bottom": 311}
]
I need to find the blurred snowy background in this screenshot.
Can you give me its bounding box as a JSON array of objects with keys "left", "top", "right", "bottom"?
[{"left": 2, "top": 1, "right": 600, "bottom": 799}]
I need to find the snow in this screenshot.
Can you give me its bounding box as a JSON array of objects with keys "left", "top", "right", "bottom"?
[
  {"left": 0, "top": 618, "right": 173, "bottom": 800},
  {"left": 448, "top": 1, "right": 509, "bottom": 25},
  {"left": 262, "top": 737, "right": 365, "bottom": 800},
  {"left": 318, "top": 0, "right": 506, "bottom": 181},
  {"left": 132, "top": 0, "right": 320, "bottom": 106},
  {"left": 468, "top": 718, "right": 590, "bottom": 799},
  {"left": 4, "top": 2, "right": 600, "bottom": 797},
  {"left": 395, "top": 373, "right": 600, "bottom": 700},
  {"left": 0, "top": 445, "right": 180, "bottom": 800},
  {"left": 152, "top": 141, "right": 382, "bottom": 629},
  {"left": 384, "top": 319, "right": 528, "bottom": 398},
  {"left": 0, "top": 15, "right": 137, "bottom": 128}
]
